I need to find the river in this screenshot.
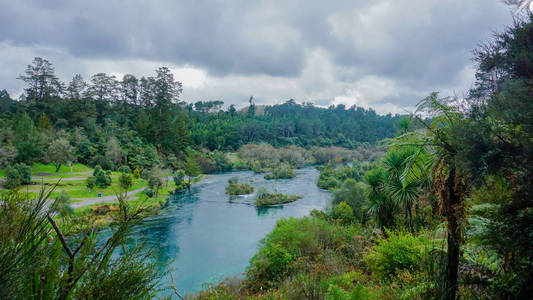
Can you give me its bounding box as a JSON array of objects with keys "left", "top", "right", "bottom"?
[{"left": 125, "top": 166, "right": 331, "bottom": 295}]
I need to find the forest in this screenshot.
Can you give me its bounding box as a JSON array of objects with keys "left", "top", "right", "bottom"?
[
  {"left": 1, "top": 3, "right": 533, "bottom": 300},
  {"left": 0, "top": 62, "right": 397, "bottom": 172}
]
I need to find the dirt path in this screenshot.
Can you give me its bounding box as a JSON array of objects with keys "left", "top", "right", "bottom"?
[
  {"left": 70, "top": 176, "right": 174, "bottom": 208},
  {"left": 33, "top": 171, "right": 92, "bottom": 177},
  {"left": 32, "top": 177, "right": 89, "bottom": 182},
  {"left": 70, "top": 186, "right": 147, "bottom": 208}
]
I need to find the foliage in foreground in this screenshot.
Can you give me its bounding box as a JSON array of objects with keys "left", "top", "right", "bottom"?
[{"left": 0, "top": 188, "right": 162, "bottom": 299}]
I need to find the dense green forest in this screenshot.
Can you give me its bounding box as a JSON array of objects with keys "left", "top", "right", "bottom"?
[
  {"left": 2, "top": 5, "right": 533, "bottom": 300},
  {"left": 0, "top": 60, "right": 398, "bottom": 173}
]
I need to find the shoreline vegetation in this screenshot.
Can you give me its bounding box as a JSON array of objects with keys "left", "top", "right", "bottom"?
[
  {"left": 254, "top": 187, "right": 301, "bottom": 207},
  {"left": 264, "top": 163, "right": 296, "bottom": 180},
  {"left": 225, "top": 176, "right": 254, "bottom": 195}
]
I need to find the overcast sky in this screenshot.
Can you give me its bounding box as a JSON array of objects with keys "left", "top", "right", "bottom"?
[{"left": 0, "top": 0, "right": 514, "bottom": 114}]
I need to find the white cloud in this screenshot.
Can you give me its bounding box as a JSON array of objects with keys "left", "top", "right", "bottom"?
[{"left": 0, "top": 0, "right": 514, "bottom": 114}]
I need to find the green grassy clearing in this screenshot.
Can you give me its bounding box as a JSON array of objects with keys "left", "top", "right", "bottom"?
[{"left": 31, "top": 163, "right": 92, "bottom": 174}]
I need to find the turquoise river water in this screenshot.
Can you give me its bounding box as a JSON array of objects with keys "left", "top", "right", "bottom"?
[{"left": 124, "top": 166, "right": 331, "bottom": 295}]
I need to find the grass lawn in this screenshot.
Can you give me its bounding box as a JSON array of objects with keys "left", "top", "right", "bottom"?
[
  {"left": 1, "top": 163, "right": 93, "bottom": 179},
  {"left": 31, "top": 163, "right": 93, "bottom": 174},
  {"left": 65, "top": 178, "right": 148, "bottom": 198},
  {"left": 12, "top": 177, "right": 148, "bottom": 200}
]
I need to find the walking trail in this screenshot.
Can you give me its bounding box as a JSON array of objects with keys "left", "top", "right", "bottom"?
[{"left": 70, "top": 176, "right": 174, "bottom": 208}]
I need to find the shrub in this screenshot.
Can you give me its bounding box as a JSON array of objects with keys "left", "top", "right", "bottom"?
[
  {"left": 264, "top": 163, "right": 296, "bottom": 180},
  {"left": 0, "top": 146, "right": 17, "bottom": 169},
  {"left": 196, "top": 155, "right": 217, "bottom": 173},
  {"left": 225, "top": 177, "right": 254, "bottom": 195},
  {"left": 90, "top": 155, "right": 114, "bottom": 170},
  {"left": 279, "top": 145, "right": 305, "bottom": 167},
  {"left": 332, "top": 179, "right": 366, "bottom": 222},
  {"left": 51, "top": 191, "right": 73, "bottom": 216},
  {"left": 330, "top": 202, "right": 355, "bottom": 225},
  {"left": 119, "top": 173, "right": 133, "bottom": 191},
  {"left": 144, "top": 188, "right": 154, "bottom": 198},
  {"left": 117, "top": 165, "right": 131, "bottom": 174},
  {"left": 255, "top": 188, "right": 301, "bottom": 207},
  {"left": 4, "top": 167, "right": 22, "bottom": 189},
  {"left": 86, "top": 176, "right": 95, "bottom": 190},
  {"left": 133, "top": 168, "right": 141, "bottom": 179},
  {"left": 95, "top": 170, "right": 111, "bottom": 188},
  {"left": 173, "top": 170, "right": 186, "bottom": 188},
  {"left": 4, "top": 163, "right": 31, "bottom": 189},
  {"left": 238, "top": 144, "right": 280, "bottom": 167},
  {"left": 246, "top": 217, "right": 363, "bottom": 291},
  {"left": 148, "top": 173, "right": 162, "bottom": 191},
  {"left": 318, "top": 164, "right": 362, "bottom": 190},
  {"left": 251, "top": 160, "right": 263, "bottom": 173},
  {"left": 311, "top": 146, "right": 354, "bottom": 164},
  {"left": 213, "top": 151, "right": 233, "bottom": 172},
  {"left": 247, "top": 243, "right": 294, "bottom": 290},
  {"left": 364, "top": 231, "right": 431, "bottom": 281},
  {"left": 14, "top": 164, "right": 31, "bottom": 185},
  {"left": 93, "top": 165, "right": 103, "bottom": 176},
  {"left": 324, "top": 177, "right": 341, "bottom": 189},
  {"left": 323, "top": 272, "right": 370, "bottom": 300}
]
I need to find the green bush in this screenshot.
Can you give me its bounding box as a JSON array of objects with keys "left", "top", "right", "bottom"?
[
  {"left": 225, "top": 177, "right": 254, "bottom": 195},
  {"left": 246, "top": 217, "right": 363, "bottom": 292},
  {"left": 173, "top": 169, "right": 186, "bottom": 188},
  {"left": 330, "top": 202, "right": 355, "bottom": 225},
  {"left": 51, "top": 190, "right": 73, "bottom": 216},
  {"left": 148, "top": 173, "right": 162, "bottom": 191},
  {"left": 332, "top": 179, "right": 366, "bottom": 222},
  {"left": 364, "top": 231, "right": 431, "bottom": 281},
  {"left": 251, "top": 160, "right": 264, "bottom": 173},
  {"left": 324, "top": 177, "right": 341, "bottom": 189},
  {"left": 323, "top": 271, "right": 370, "bottom": 300},
  {"left": 264, "top": 163, "right": 296, "bottom": 180},
  {"left": 318, "top": 164, "right": 363, "bottom": 190},
  {"left": 93, "top": 165, "right": 103, "bottom": 176},
  {"left": 117, "top": 165, "right": 131, "bottom": 174},
  {"left": 144, "top": 188, "right": 154, "bottom": 198},
  {"left": 119, "top": 173, "right": 133, "bottom": 191},
  {"left": 15, "top": 164, "right": 31, "bottom": 185},
  {"left": 4, "top": 163, "right": 31, "bottom": 189},
  {"left": 4, "top": 167, "right": 22, "bottom": 189},
  {"left": 255, "top": 188, "right": 300, "bottom": 207},
  {"left": 95, "top": 169, "right": 111, "bottom": 188},
  {"left": 213, "top": 151, "right": 233, "bottom": 172},
  {"left": 247, "top": 243, "right": 294, "bottom": 290},
  {"left": 86, "top": 176, "right": 95, "bottom": 190}
]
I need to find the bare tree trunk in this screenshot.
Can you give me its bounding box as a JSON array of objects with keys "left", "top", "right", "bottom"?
[{"left": 441, "top": 166, "right": 463, "bottom": 300}]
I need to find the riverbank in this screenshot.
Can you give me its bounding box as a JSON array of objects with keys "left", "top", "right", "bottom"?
[
  {"left": 0, "top": 163, "right": 208, "bottom": 228},
  {"left": 119, "top": 166, "right": 331, "bottom": 295}
]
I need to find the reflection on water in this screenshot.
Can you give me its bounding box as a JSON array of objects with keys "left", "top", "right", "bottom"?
[{"left": 124, "top": 167, "right": 331, "bottom": 295}]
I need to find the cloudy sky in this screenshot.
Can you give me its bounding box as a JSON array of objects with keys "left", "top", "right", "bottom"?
[{"left": 0, "top": 0, "right": 514, "bottom": 114}]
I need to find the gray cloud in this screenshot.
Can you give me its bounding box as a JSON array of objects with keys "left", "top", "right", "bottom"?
[{"left": 0, "top": 0, "right": 513, "bottom": 113}]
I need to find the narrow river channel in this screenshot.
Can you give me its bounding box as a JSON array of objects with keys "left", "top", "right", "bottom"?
[{"left": 123, "top": 166, "right": 331, "bottom": 295}]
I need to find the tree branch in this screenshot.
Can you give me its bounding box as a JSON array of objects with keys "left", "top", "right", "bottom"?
[{"left": 47, "top": 214, "right": 74, "bottom": 259}]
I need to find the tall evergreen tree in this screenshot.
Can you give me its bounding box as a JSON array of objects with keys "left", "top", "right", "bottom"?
[{"left": 17, "top": 57, "right": 64, "bottom": 104}]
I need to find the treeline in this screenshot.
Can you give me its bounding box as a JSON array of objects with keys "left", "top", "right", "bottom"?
[{"left": 0, "top": 60, "right": 399, "bottom": 173}]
